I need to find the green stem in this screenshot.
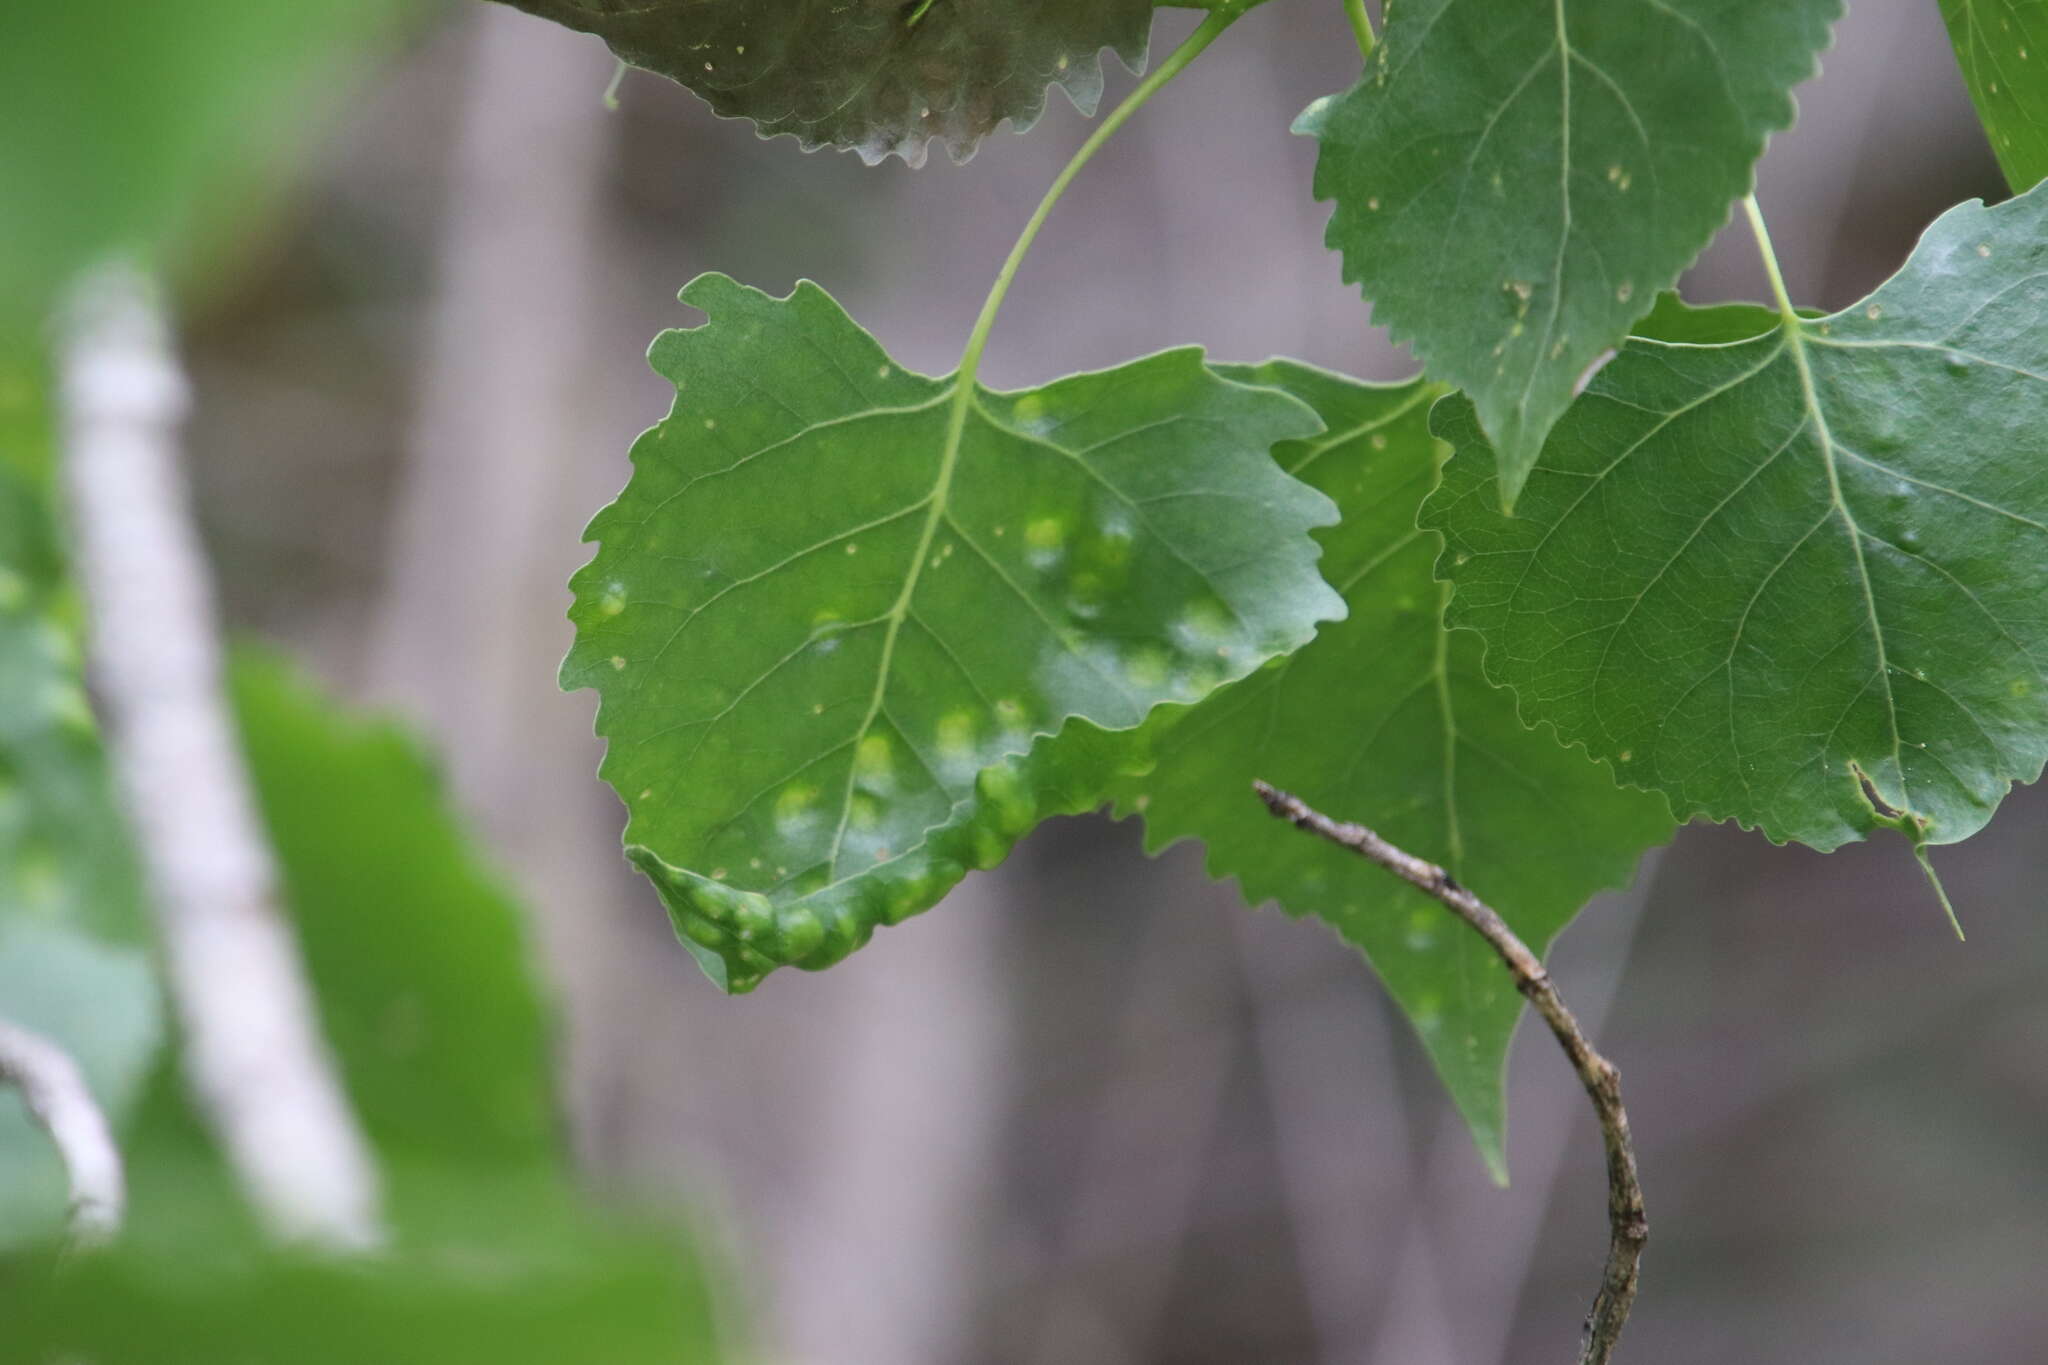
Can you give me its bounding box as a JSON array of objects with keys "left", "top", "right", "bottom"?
[
  {"left": 1740, "top": 194, "right": 1799, "bottom": 326},
  {"left": 1344, "top": 0, "right": 1377, "bottom": 59},
  {"left": 954, "top": 5, "right": 1247, "bottom": 385}
]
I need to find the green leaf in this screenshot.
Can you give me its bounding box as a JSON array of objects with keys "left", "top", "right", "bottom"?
[
  {"left": 1298, "top": 0, "right": 1839, "bottom": 508},
  {"left": 1630, "top": 291, "right": 1790, "bottom": 345},
  {"left": 1424, "top": 186, "right": 2048, "bottom": 857},
  {"left": 3, "top": 653, "right": 727, "bottom": 1364},
  {"left": 1942, "top": 0, "right": 2048, "bottom": 192},
  {"left": 562, "top": 274, "right": 1339, "bottom": 992},
  {"left": 229, "top": 649, "right": 558, "bottom": 1174},
  {"left": 490, "top": 0, "right": 1155, "bottom": 166},
  {"left": 1095, "top": 361, "right": 1670, "bottom": 1176},
  {"left": 2, "top": 1207, "right": 724, "bottom": 1365},
  {"left": 0, "top": 0, "right": 413, "bottom": 327},
  {"left": 0, "top": 343, "right": 160, "bottom": 1250}
]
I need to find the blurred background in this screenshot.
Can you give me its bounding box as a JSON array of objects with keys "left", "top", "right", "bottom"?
[{"left": 73, "top": 0, "right": 2048, "bottom": 1361}]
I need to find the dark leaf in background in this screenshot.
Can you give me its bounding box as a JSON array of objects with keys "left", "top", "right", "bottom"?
[{"left": 491, "top": 0, "right": 1156, "bottom": 165}]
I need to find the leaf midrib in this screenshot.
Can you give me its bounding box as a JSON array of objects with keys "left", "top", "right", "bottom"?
[
  {"left": 823, "top": 374, "right": 981, "bottom": 878},
  {"left": 1781, "top": 315, "right": 1911, "bottom": 813}
]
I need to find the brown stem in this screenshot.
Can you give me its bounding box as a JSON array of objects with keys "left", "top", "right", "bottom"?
[{"left": 1252, "top": 781, "right": 1647, "bottom": 1365}]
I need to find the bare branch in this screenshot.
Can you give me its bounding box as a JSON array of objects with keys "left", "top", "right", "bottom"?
[
  {"left": 58, "top": 262, "right": 384, "bottom": 1252},
  {"left": 1252, "top": 781, "right": 1647, "bottom": 1365},
  {"left": 0, "top": 1017, "right": 125, "bottom": 1250}
]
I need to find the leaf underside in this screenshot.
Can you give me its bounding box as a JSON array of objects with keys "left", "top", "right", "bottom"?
[
  {"left": 1426, "top": 186, "right": 2048, "bottom": 855},
  {"left": 563, "top": 275, "right": 1340, "bottom": 991},
  {"left": 1056, "top": 361, "right": 1670, "bottom": 1176},
  {"left": 490, "top": 0, "right": 1154, "bottom": 166},
  {"left": 1941, "top": 0, "right": 2048, "bottom": 192},
  {"left": 1299, "top": 0, "right": 1840, "bottom": 508}
]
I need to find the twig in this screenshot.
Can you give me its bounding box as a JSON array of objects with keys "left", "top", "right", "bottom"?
[
  {"left": 0, "top": 1018, "right": 125, "bottom": 1251},
  {"left": 58, "top": 261, "right": 384, "bottom": 1251},
  {"left": 1252, "top": 781, "right": 1647, "bottom": 1365}
]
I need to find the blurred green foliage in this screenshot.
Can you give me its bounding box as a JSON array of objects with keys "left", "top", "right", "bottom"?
[
  {"left": 1, "top": 651, "right": 731, "bottom": 1361},
  {"left": 0, "top": 341, "right": 161, "bottom": 1250},
  {"left": 0, "top": 0, "right": 416, "bottom": 327}
]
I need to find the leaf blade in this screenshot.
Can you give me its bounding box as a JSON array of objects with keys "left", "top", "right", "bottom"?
[
  {"left": 1426, "top": 188, "right": 2048, "bottom": 853},
  {"left": 1941, "top": 0, "right": 2048, "bottom": 192},
  {"left": 1010, "top": 361, "right": 1672, "bottom": 1173},
  {"left": 563, "top": 276, "right": 1341, "bottom": 989},
  {"left": 1300, "top": 0, "right": 1840, "bottom": 507}
]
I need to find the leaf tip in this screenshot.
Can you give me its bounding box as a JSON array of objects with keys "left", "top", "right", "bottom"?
[{"left": 1291, "top": 94, "right": 1337, "bottom": 139}]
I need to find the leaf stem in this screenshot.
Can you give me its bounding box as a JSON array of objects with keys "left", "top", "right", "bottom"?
[
  {"left": 1740, "top": 194, "right": 1799, "bottom": 327},
  {"left": 1253, "top": 782, "right": 1648, "bottom": 1365},
  {"left": 955, "top": 4, "right": 1248, "bottom": 386},
  {"left": 1344, "top": 0, "right": 1377, "bottom": 59}
]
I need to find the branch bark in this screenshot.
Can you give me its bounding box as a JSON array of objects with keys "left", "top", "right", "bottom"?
[
  {"left": 1252, "top": 781, "right": 1647, "bottom": 1365},
  {"left": 58, "top": 262, "right": 384, "bottom": 1251},
  {"left": 0, "top": 1018, "right": 124, "bottom": 1250}
]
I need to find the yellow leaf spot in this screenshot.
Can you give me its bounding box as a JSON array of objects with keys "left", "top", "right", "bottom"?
[
  {"left": 1025, "top": 517, "right": 1065, "bottom": 552},
  {"left": 936, "top": 711, "right": 976, "bottom": 758},
  {"left": 855, "top": 733, "right": 894, "bottom": 783}
]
